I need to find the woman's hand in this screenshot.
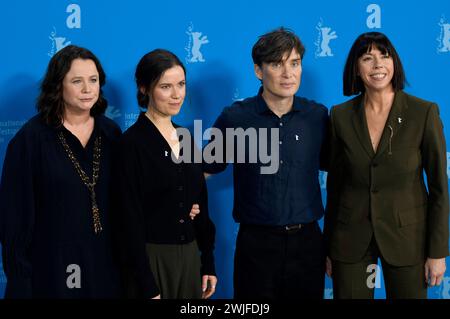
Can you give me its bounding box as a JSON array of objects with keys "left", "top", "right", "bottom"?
[
  {"left": 201, "top": 275, "right": 217, "bottom": 299},
  {"left": 189, "top": 204, "right": 200, "bottom": 220},
  {"left": 425, "top": 258, "right": 446, "bottom": 286}
]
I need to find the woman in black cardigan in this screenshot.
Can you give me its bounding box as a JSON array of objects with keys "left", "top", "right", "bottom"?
[{"left": 112, "top": 49, "right": 217, "bottom": 299}]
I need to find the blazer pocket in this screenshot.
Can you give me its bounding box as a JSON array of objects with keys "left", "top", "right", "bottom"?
[
  {"left": 336, "top": 205, "right": 352, "bottom": 225},
  {"left": 397, "top": 203, "right": 427, "bottom": 227}
]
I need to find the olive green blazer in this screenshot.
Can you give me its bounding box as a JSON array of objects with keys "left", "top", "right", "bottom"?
[{"left": 324, "top": 90, "right": 449, "bottom": 266}]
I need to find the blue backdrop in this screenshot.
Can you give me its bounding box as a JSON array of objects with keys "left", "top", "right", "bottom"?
[{"left": 1, "top": 0, "right": 450, "bottom": 299}]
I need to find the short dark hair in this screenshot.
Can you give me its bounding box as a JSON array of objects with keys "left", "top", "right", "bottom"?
[
  {"left": 252, "top": 27, "right": 305, "bottom": 67},
  {"left": 37, "top": 45, "right": 107, "bottom": 126},
  {"left": 343, "top": 32, "right": 406, "bottom": 96},
  {"left": 135, "top": 49, "right": 186, "bottom": 109}
]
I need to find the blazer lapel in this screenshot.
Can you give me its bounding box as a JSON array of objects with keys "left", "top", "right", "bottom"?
[
  {"left": 351, "top": 95, "right": 375, "bottom": 159},
  {"left": 374, "top": 91, "right": 407, "bottom": 160}
]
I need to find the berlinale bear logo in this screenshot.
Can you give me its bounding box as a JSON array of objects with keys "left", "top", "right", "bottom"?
[
  {"left": 48, "top": 4, "right": 81, "bottom": 57},
  {"left": 315, "top": 19, "right": 338, "bottom": 58},
  {"left": 437, "top": 16, "right": 450, "bottom": 53},
  {"left": 185, "top": 23, "right": 209, "bottom": 63},
  {"left": 48, "top": 27, "right": 72, "bottom": 57},
  {"left": 319, "top": 27, "right": 338, "bottom": 57}
]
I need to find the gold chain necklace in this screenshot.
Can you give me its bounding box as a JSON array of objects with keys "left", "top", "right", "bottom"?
[{"left": 57, "top": 131, "right": 103, "bottom": 234}]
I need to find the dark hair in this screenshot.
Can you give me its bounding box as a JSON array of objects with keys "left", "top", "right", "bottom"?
[
  {"left": 252, "top": 27, "right": 305, "bottom": 67},
  {"left": 343, "top": 32, "right": 406, "bottom": 96},
  {"left": 37, "top": 45, "right": 107, "bottom": 126},
  {"left": 135, "top": 49, "right": 186, "bottom": 109}
]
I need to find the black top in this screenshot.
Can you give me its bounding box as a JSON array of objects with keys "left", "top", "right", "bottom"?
[
  {"left": 112, "top": 113, "right": 215, "bottom": 299},
  {"left": 203, "top": 87, "right": 329, "bottom": 226},
  {"left": 0, "top": 114, "right": 122, "bottom": 298}
]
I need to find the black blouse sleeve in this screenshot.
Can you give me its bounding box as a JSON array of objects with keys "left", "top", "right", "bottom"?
[
  {"left": 111, "top": 139, "right": 160, "bottom": 299},
  {"left": 193, "top": 175, "right": 216, "bottom": 276},
  {"left": 0, "top": 131, "right": 35, "bottom": 298}
]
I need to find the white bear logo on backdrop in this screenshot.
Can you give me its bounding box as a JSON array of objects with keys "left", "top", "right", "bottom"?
[
  {"left": 48, "top": 27, "right": 71, "bottom": 57},
  {"left": 185, "top": 22, "right": 209, "bottom": 63},
  {"left": 437, "top": 16, "right": 450, "bottom": 53},
  {"left": 47, "top": 4, "right": 81, "bottom": 57},
  {"left": 315, "top": 19, "right": 338, "bottom": 58}
]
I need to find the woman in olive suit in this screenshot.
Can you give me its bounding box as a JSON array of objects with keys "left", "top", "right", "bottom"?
[{"left": 324, "top": 32, "right": 449, "bottom": 299}]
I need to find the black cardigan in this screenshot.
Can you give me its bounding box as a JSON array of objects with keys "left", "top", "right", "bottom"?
[{"left": 112, "top": 113, "right": 216, "bottom": 298}]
